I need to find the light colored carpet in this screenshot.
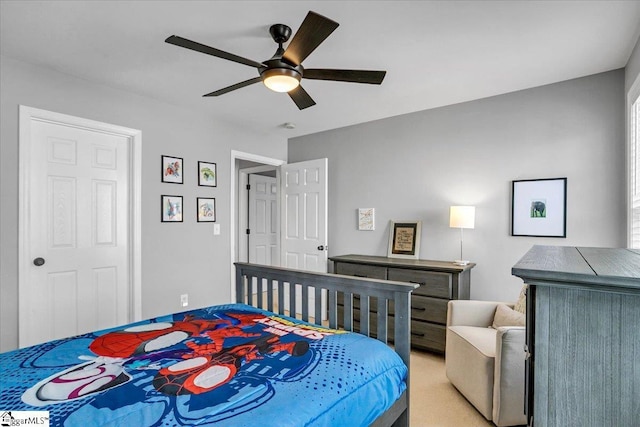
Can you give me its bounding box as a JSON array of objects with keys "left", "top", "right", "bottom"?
[{"left": 410, "top": 350, "right": 493, "bottom": 427}]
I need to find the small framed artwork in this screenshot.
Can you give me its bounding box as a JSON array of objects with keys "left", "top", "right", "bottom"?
[
  {"left": 387, "top": 220, "right": 422, "bottom": 259},
  {"left": 197, "top": 197, "right": 216, "bottom": 222},
  {"left": 198, "top": 161, "right": 217, "bottom": 187},
  {"left": 162, "top": 155, "right": 183, "bottom": 184},
  {"left": 358, "top": 208, "right": 375, "bottom": 230},
  {"left": 511, "top": 177, "right": 567, "bottom": 237},
  {"left": 161, "top": 195, "right": 183, "bottom": 222}
]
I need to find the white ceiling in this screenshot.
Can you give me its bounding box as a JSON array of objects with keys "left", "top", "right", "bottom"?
[{"left": 2, "top": 1, "right": 640, "bottom": 139}]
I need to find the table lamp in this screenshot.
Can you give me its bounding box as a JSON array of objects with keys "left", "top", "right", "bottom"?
[{"left": 449, "top": 206, "right": 475, "bottom": 266}]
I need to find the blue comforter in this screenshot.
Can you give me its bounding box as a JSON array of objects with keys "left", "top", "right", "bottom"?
[{"left": 0, "top": 304, "right": 407, "bottom": 426}]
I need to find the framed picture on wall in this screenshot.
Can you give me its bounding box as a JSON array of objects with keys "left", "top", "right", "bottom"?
[
  {"left": 197, "top": 197, "right": 216, "bottom": 222},
  {"left": 198, "top": 161, "right": 217, "bottom": 187},
  {"left": 161, "top": 155, "right": 183, "bottom": 184},
  {"left": 511, "top": 177, "right": 567, "bottom": 237},
  {"left": 161, "top": 195, "right": 183, "bottom": 222},
  {"left": 358, "top": 208, "right": 375, "bottom": 230},
  {"left": 387, "top": 220, "right": 422, "bottom": 259}
]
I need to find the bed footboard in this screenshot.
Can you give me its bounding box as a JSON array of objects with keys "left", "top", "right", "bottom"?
[{"left": 234, "top": 262, "right": 418, "bottom": 427}]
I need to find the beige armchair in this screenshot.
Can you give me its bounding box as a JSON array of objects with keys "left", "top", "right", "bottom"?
[{"left": 445, "top": 300, "right": 527, "bottom": 427}]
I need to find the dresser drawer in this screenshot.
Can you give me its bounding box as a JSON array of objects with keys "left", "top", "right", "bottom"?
[
  {"left": 335, "top": 262, "right": 386, "bottom": 280},
  {"left": 346, "top": 295, "right": 447, "bottom": 325},
  {"left": 337, "top": 281, "right": 448, "bottom": 325},
  {"left": 336, "top": 306, "right": 447, "bottom": 353},
  {"left": 409, "top": 295, "right": 448, "bottom": 324},
  {"left": 410, "top": 321, "right": 446, "bottom": 353},
  {"left": 387, "top": 268, "right": 452, "bottom": 298}
]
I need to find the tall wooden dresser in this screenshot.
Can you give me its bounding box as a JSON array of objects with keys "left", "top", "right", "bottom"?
[
  {"left": 512, "top": 245, "right": 640, "bottom": 427},
  {"left": 329, "top": 254, "right": 474, "bottom": 353}
]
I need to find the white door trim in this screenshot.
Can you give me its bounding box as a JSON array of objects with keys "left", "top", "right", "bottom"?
[
  {"left": 18, "top": 106, "right": 142, "bottom": 346},
  {"left": 230, "top": 150, "right": 285, "bottom": 301}
]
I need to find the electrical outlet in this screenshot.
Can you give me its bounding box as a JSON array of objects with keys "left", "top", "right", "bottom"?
[
  {"left": 180, "top": 294, "right": 188, "bottom": 307},
  {"left": 213, "top": 223, "right": 221, "bottom": 235}
]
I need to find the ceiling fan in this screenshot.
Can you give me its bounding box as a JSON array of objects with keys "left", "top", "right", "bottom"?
[{"left": 165, "top": 11, "right": 386, "bottom": 110}]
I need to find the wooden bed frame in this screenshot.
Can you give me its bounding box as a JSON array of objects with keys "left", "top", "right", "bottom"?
[{"left": 234, "top": 262, "right": 418, "bottom": 427}]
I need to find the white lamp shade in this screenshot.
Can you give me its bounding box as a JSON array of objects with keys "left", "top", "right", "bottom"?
[{"left": 449, "top": 206, "right": 475, "bottom": 229}]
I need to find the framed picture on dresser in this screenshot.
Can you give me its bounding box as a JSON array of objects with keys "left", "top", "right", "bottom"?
[{"left": 387, "top": 220, "right": 422, "bottom": 259}]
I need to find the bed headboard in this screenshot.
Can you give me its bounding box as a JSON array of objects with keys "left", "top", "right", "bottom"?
[{"left": 234, "top": 262, "right": 418, "bottom": 368}]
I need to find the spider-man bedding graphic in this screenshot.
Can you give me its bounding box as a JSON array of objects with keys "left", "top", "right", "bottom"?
[{"left": 0, "top": 304, "right": 407, "bottom": 426}]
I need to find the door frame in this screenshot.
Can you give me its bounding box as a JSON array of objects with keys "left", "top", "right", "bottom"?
[
  {"left": 230, "top": 150, "right": 285, "bottom": 300},
  {"left": 18, "top": 106, "right": 142, "bottom": 346}
]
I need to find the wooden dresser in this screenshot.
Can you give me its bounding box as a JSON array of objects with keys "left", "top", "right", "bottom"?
[
  {"left": 512, "top": 245, "right": 640, "bottom": 427},
  {"left": 329, "top": 254, "right": 474, "bottom": 353}
]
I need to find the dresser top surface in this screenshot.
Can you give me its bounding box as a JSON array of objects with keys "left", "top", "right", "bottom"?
[
  {"left": 512, "top": 245, "right": 640, "bottom": 290},
  {"left": 329, "top": 254, "right": 475, "bottom": 273}
]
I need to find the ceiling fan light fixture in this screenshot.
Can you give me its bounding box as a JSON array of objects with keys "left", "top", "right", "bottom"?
[
  {"left": 166, "top": 11, "right": 385, "bottom": 109},
  {"left": 262, "top": 68, "right": 301, "bottom": 93}
]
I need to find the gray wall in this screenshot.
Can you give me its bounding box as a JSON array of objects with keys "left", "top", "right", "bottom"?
[
  {"left": 0, "top": 56, "right": 287, "bottom": 352},
  {"left": 626, "top": 34, "right": 640, "bottom": 93},
  {"left": 289, "top": 70, "right": 626, "bottom": 302}
]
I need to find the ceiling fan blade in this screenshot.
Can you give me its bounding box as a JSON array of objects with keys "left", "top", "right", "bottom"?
[
  {"left": 166, "top": 35, "right": 265, "bottom": 69},
  {"left": 304, "top": 69, "right": 387, "bottom": 84},
  {"left": 203, "top": 77, "right": 262, "bottom": 97},
  {"left": 282, "top": 11, "right": 339, "bottom": 66},
  {"left": 288, "top": 85, "right": 316, "bottom": 110}
]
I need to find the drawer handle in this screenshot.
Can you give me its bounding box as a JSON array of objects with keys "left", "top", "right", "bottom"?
[
  {"left": 411, "top": 332, "right": 425, "bottom": 337},
  {"left": 409, "top": 280, "right": 425, "bottom": 286},
  {"left": 411, "top": 307, "right": 426, "bottom": 311}
]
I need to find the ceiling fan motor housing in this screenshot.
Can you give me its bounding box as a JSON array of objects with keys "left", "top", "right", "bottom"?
[
  {"left": 261, "top": 66, "right": 301, "bottom": 81},
  {"left": 269, "top": 24, "right": 292, "bottom": 44},
  {"left": 261, "top": 56, "right": 303, "bottom": 76}
]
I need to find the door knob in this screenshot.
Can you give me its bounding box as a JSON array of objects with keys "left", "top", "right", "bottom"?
[
  {"left": 33, "top": 257, "right": 45, "bottom": 266},
  {"left": 317, "top": 245, "right": 325, "bottom": 251}
]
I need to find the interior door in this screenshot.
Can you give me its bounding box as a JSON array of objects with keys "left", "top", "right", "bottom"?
[
  {"left": 248, "top": 173, "right": 279, "bottom": 266},
  {"left": 280, "top": 158, "right": 328, "bottom": 319},
  {"left": 280, "top": 158, "right": 328, "bottom": 271},
  {"left": 19, "top": 110, "right": 133, "bottom": 348}
]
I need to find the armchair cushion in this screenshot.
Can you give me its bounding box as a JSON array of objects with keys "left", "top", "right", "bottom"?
[
  {"left": 492, "top": 304, "right": 525, "bottom": 328},
  {"left": 513, "top": 285, "right": 527, "bottom": 314}
]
